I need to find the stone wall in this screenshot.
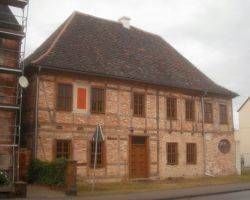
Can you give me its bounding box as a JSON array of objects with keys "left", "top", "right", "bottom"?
[{"left": 25, "top": 71, "right": 236, "bottom": 181}]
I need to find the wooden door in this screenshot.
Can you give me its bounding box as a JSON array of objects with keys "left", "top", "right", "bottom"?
[{"left": 129, "top": 136, "right": 148, "bottom": 179}]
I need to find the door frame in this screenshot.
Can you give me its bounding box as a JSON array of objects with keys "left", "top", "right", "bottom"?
[{"left": 128, "top": 135, "right": 150, "bottom": 179}]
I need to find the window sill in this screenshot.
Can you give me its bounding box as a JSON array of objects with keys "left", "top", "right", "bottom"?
[
  {"left": 204, "top": 122, "right": 213, "bottom": 124},
  {"left": 167, "top": 118, "right": 178, "bottom": 121},
  {"left": 186, "top": 119, "right": 195, "bottom": 122},
  {"left": 166, "top": 163, "right": 178, "bottom": 166},
  {"left": 133, "top": 115, "right": 146, "bottom": 118},
  {"left": 91, "top": 112, "right": 106, "bottom": 115}
]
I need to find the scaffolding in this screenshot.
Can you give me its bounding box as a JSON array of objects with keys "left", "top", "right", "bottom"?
[{"left": 0, "top": 0, "right": 29, "bottom": 186}]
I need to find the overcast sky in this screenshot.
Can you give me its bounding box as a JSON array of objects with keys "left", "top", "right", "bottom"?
[{"left": 24, "top": 0, "right": 250, "bottom": 128}]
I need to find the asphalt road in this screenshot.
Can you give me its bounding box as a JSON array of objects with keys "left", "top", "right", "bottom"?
[{"left": 181, "top": 190, "right": 250, "bottom": 200}]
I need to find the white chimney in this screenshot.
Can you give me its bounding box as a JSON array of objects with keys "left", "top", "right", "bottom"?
[{"left": 118, "top": 16, "right": 131, "bottom": 29}]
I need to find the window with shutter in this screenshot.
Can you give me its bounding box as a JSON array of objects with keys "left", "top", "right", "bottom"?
[
  {"left": 55, "top": 140, "right": 71, "bottom": 159},
  {"left": 91, "top": 88, "right": 105, "bottom": 113},
  {"left": 57, "top": 83, "right": 73, "bottom": 111},
  {"left": 166, "top": 97, "right": 177, "bottom": 120},
  {"left": 90, "top": 141, "right": 105, "bottom": 168},
  {"left": 204, "top": 102, "right": 213, "bottom": 123},
  {"left": 186, "top": 143, "right": 197, "bottom": 164},
  {"left": 219, "top": 104, "right": 228, "bottom": 124},
  {"left": 133, "top": 92, "right": 145, "bottom": 117},
  {"left": 166, "top": 142, "right": 178, "bottom": 165},
  {"left": 185, "top": 99, "right": 195, "bottom": 121}
]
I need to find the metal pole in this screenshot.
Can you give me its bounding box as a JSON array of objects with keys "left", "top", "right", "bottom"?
[{"left": 92, "top": 126, "right": 99, "bottom": 192}]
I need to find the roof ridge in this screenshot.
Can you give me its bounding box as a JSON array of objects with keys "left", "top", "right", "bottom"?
[{"left": 31, "top": 12, "right": 76, "bottom": 64}]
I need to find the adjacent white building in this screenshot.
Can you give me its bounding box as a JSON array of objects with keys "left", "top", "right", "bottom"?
[{"left": 237, "top": 97, "right": 250, "bottom": 168}]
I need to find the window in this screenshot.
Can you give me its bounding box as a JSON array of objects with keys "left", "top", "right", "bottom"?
[
  {"left": 204, "top": 102, "right": 213, "bottom": 123},
  {"left": 0, "top": 92, "right": 4, "bottom": 103},
  {"left": 167, "top": 97, "right": 177, "bottom": 120},
  {"left": 90, "top": 141, "right": 105, "bottom": 168},
  {"left": 57, "top": 83, "right": 73, "bottom": 111},
  {"left": 185, "top": 99, "right": 195, "bottom": 121},
  {"left": 133, "top": 92, "right": 145, "bottom": 117},
  {"left": 55, "top": 140, "right": 71, "bottom": 159},
  {"left": 218, "top": 139, "right": 231, "bottom": 154},
  {"left": 166, "top": 142, "right": 178, "bottom": 165},
  {"left": 186, "top": 143, "right": 197, "bottom": 164},
  {"left": 91, "top": 88, "right": 105, "bottom": 113},
  {"left": 0, "top": 53, "right": 3, "bottom": 65},
  {"left": 219, "top": 104, "right": 228, "bottom": 124}
]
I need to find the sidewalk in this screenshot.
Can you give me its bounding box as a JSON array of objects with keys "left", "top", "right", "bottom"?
[
  {"left": 27, "top": 183, "right": 250, "bottom": 200},
  {"left": 82, "top": 183, "right": 250, "bottom": 200}
]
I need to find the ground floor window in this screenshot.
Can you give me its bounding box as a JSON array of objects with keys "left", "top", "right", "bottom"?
[
  {"left": 90, "top": 141, "right": 105, "bottom": 168},
  {"left": 166, "top": 142, "right": 178, "bottom": 165},
  {"left": 55, "top": 140, "right": 71, "bottom": 159},
  {"left": 186, "top": 143, "right": 197, "bottom": 164}
]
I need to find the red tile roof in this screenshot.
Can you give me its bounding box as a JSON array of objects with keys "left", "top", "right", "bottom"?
[{"left": 25, "top": 11, "right": 237, "bottom": 97}]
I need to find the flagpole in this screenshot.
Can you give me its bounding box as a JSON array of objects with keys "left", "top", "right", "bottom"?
[{"left": 92, "top": 125, "right": 99, "bottom": 192}]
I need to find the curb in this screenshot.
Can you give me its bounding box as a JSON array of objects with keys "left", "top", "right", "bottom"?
[{"left": 157, "top": 188, "right": 250, "bottom": 200}]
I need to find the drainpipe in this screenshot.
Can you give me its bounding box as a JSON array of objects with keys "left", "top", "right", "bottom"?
[
  {"left": 34, "top": 66, "right": 41, "bottom": 159},
  {"left": 201, "top": 91, "right": 207, "bottom": 175},
  {"left": 156, "top": 90, "right": 160, "bottom": 177}
]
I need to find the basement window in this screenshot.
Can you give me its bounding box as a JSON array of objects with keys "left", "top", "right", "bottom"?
[
  {"left": 166, "top": 142, "right": 178, "bottom": 165},
  {"left": 186, "top": 143, "right": 197, "bottom": 164}
]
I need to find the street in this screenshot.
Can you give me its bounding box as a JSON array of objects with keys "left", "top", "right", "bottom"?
[{"left": 181, "top": 190, "right": 250, "bottom": 200}]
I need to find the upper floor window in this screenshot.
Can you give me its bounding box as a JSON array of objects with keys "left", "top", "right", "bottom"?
[
  {"left": 204, "top": 102, "right": 213, "bottom": 123},
  {"left": 57, "top": 83, "right": 73, "bottom": 111},
  {"left": 133, "top": 92, "right": 145, "bottom": 117},
  {"left": 219, "top": 104, "right": 228, "bottom": 124},
  {"left": 90, "top": 141, "right": 105, "bottom": 168},
  {"left": 185, "top": 99, "right": 195, "bottom": 121},
  {"left": 91, "top": 88, "right": 105, "bottom": 114},
  {"left": 186, "top": 143, "right": 197, "bottom": 164},
  {"left": 166, "top": 97, "right": 177, "bottom": 120},
  {"left": 55, "top": 140, "right": 71, "bottom": 159},
  {"left": 166, "top": 142, "right": 178, "bottom": 165}
]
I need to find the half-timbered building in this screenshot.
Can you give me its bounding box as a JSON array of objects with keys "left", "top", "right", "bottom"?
[{"left": 23, "top": 12, "right": 237, "bottom": 181}]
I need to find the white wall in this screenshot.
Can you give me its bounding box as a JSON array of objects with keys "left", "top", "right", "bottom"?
[{"left": 238, "top": 99, "right": 250, "bottom": 167}]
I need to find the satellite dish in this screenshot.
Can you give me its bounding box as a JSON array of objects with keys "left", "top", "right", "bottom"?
[{"left": 18, "top": 76, "right": 29, "bottom": 88}]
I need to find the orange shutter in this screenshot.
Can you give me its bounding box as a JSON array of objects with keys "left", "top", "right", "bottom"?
[{"left": 77, "top": 88, "right": 87, "bottom": 109}]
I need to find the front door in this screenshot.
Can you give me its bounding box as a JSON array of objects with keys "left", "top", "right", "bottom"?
[{"left": 129, "top": 136, "right": 149, "bottom": 179}]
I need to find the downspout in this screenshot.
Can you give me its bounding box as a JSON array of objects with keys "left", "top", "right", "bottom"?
[
  {"left": 201, "top": 91, "right": 207, "bottom": 175},
  {"left": 156, "top": 90, "right": 160, "bottom": 177},
  {"left": 34, "top": 66, "right": 41, "bottom": 159}
]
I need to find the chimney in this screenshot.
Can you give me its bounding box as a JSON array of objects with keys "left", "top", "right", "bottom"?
[{"left": 118, "top": 16, "right": 131, "bottom": 29}]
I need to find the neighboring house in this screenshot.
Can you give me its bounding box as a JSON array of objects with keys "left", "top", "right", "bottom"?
[
  {"left": 23, "top": 12, "right": 237, "bottom": 181},
  {"left": 237, "top": 97, "right": 250, "bottom": 167},
  {"left": 0, "top": 3, "right": 26, "bottom": 183}
]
